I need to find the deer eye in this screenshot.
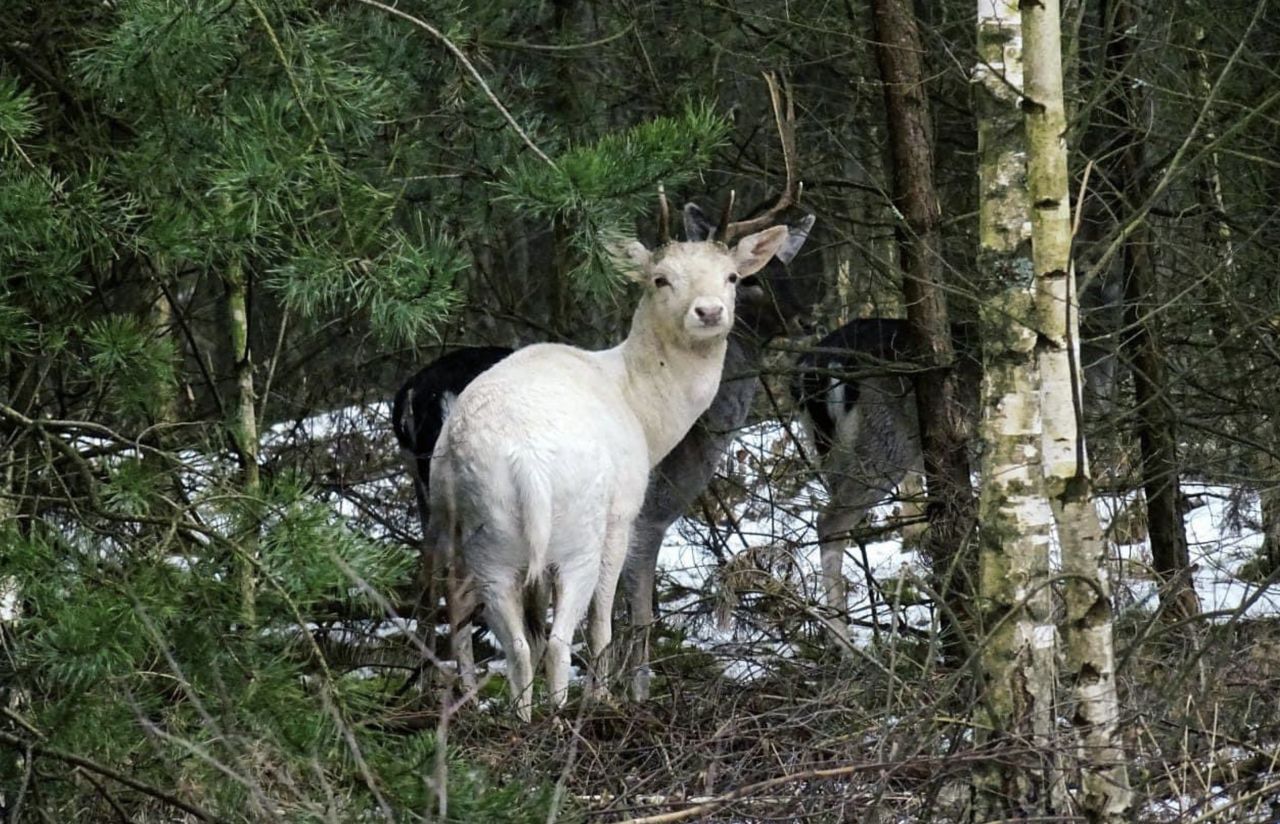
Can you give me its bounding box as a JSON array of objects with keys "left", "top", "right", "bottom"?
[
  {"left": 728, "top": 273, "right": 740, "bottom": 284},
  {"left": 653, "top": 276, "right": 671, "bottom": 289}
]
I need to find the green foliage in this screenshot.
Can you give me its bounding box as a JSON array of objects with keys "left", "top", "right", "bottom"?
[
  {"left": 258, "top": 475, "right": 414, "bottom": 609},
  {"left": 0, "top": 170, "right": 96, "bottom": 303},
  {"left": 85, "top": 314, "right": 178, "bottom": 419},
  {"left": 0, "top": 76, "right": 38, "bottom": 145},
  {"left": 503, "top": 103, "right": 728, "bottom": 213},
  {"left": 500, "top": 102, "right": 730, "bottom": 289},
  {"left": 103, "top": 456, "right": 165, "bottom": 517},
  {"left": 268, "top": 220, "right": 465, "bottom": 346},
  {"left": 4, "top": 504, "right": 557, "bottom": 821},
  {"left": 72, "top": 0, "right": 462, "bottom": 339}
]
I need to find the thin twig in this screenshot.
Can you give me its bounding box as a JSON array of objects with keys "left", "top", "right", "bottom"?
[
  {"left": 0, "top": 731, "right": 222, "bottom": 823},
  {"left": 350, "top": 0, "right": 557, "bottom": 169},
  {"left": 11, "top": 743, "right": 33, "bottom": 823},
  {"left": 610, "top": 758, "right": 942, "bottom": 824},
  {"left": 1070, "top": 159, "right": 1093, "bottom": 242},
  {"left": 483, "top": 22, "right": 635, "bottom": 53},
  {"left": 78, "top": 768, "right": 134, "bottom": 824}
]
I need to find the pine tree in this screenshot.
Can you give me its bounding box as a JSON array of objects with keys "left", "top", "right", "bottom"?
[{"left": 1, "top": 1, "right": 729, "bottom": 817}]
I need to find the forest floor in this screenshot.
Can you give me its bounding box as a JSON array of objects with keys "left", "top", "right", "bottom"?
[{"left": 279, "top": 403, "right": 1280, "bottom": 822}]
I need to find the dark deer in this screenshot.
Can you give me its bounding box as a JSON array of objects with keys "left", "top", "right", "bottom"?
[{"left": 790, "top": 305, "right": 1121, "bottom": 644}]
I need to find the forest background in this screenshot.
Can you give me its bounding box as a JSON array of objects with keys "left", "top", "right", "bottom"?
[{"left": 2, "top": 0, "right": 1279, "bottom": 821}]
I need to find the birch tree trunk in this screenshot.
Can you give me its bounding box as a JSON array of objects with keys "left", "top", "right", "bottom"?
[
  {"left": 1024, "top": 0, "right": 1132, "bottom": 818},
  {"left": 973, "top": 0, "right": 1057, "bottom": 816},
  {"left": 870, "top": 0, "right": 976, "bottom": 640},
  {"left": 224, "top": 261, "right": 261, "bottom": 626}
]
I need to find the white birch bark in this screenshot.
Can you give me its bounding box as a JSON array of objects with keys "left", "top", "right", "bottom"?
[
  {"left": 1023, "top": 1, "right": 1132, "bottom": 818},
  {"left": 973, "top": 0, "right": 1057, "bottom": 816}
]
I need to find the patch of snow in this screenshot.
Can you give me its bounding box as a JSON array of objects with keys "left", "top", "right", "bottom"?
[{"left": 653, "top": 422, "right": 1277, "bottom": 684}]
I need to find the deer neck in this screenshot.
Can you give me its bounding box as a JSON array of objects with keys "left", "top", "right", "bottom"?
[
  {"left": 696, "top": 332, "right": 764, "bottom": 435},
  {"left": 619, "top": 316, "right": 728, "bottom": 467}
]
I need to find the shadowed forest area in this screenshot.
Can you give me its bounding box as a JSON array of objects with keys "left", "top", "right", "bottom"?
[{"left": 2, "top": 0, "right": 1280, "bottom": 821}]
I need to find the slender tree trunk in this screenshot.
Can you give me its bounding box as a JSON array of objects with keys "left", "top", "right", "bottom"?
[
  {"left": 1123, "top": 221, "right": 1198, "bottom": 619},
  {"left": 0, "top": 364, "right": 37, "bottom": 813},
  {"left": 224, "top": 260, "right": 261, "bottom": 626},
  {"left": 1103, "top": 0, "right": 1199, "bottom": 620},
  {"left": 1183, "top": 22, "right": 1280, "bottom": 573},
  {"left": 1188, "top": 22, "right": 1235, "bottom": 286},
  {"left": 870, "top": 0, "right": 976, "bottom": 634},
  {"left": 1024, "top": 1, "right": 1132, "bottom": 818},
  {"left": 973, "top": 1, "right": 1057, "bottom": 816}
]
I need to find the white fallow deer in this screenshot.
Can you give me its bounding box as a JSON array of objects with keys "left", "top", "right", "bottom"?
[
  {"left": 620, "top": 202, "right": 813, "bottom": 699},
  {"left": 427, "top": 219, "right": 788, "bottom": 721},
  {"left": 391, "top": 206, "right": 813, "bottom": 700}
]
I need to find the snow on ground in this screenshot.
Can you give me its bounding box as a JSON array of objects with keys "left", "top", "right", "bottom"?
[
  {"left": 241, "top": 403, "right": 1280, "bottom": 684},
  {"left": 1107, "top": 481, "right": 1280, "bottom": 619},
  {"left": 651, "top": 420, "right": 1278, "bottom": 682}
]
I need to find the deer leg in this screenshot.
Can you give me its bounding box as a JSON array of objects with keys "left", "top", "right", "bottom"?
[
  {"left": 446, "top": 562, "right": 476, "bottom": 694},
  {"left": 621, "top": 519, "right": 664, "bottom": 702},
  {"left": 545, "top": 559, "right": 598, "bottom": 710},
  {"left": 410, "top": 477, "right": 446, "bottom": 682},
  {"left": 586, "top": 516, "right": 630, "bottom": 701},
  {"left": 817, "top": 459, "right": 894, "bottom": 650},
  {"left": 480, "top": 577, "right": 535, "bottom": 722},
  {"left": 817, "top": 506, "right": 861, "bottom": 649}
]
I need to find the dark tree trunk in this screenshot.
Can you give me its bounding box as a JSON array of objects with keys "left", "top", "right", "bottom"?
[
  {"left": 1122, "top": 230, "right": 1199, "bottom": 618},
  {"left": 869, "top": 0, "right": 976, "bottom": 626},
  {"left": 1103, "top": 0, "right": 1200, "bottom": 620}
]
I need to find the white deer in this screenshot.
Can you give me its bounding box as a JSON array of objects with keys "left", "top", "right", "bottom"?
[{"left": 428, "top": 224, "right": 788, "bottom": 720}]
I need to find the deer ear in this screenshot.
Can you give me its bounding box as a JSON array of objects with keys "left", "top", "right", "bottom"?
[
  {"left": 609, "top": 239, "right": 651, "bottom": 282},
  {"left": 732, "top": 226, "right": 789, "bottom": 276},
  {"left": 775, "top": 213, "right": 816, "bottom": 264},
  {"left": 683, "top": 203, "right": 717, "bottom": 242}
]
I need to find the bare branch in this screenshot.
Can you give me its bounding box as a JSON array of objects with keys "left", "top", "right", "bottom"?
[{"left": 0, "top": 731, "right": 221, "bottom": 823}]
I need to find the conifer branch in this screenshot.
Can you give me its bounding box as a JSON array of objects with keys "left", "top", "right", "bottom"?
[
  {"left": 350, "top": 0, "right": 558, "bottom": 169},
  {"left": 0, "top": 731, "right": 222, "bottom": 823}
]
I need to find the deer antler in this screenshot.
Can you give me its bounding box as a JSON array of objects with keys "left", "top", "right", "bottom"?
[
  {"left": 720, "top": 72, "right": 802, "bottom": 245},
  {"left": 716, "top": 189, "right": 736, "bottom": 242},
  {"left": 657, "top": 184, "right": 671, "bottom": 246}
]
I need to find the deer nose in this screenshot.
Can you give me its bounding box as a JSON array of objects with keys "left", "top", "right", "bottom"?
[{"left": 695, "top": 305, "right": 724, "bottom": 326}]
